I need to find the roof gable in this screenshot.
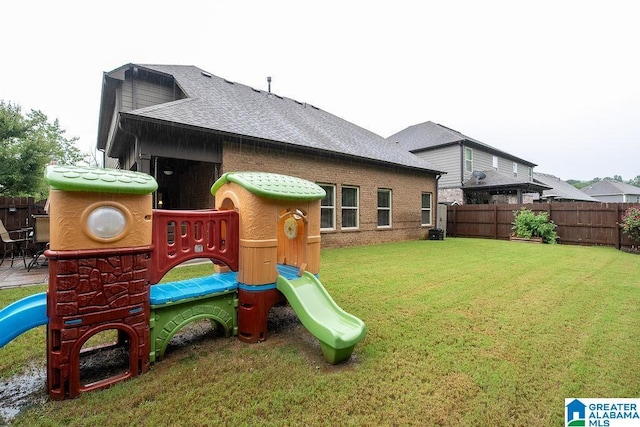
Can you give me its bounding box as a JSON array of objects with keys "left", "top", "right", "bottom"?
[
  {"left": 387, "top": 121, "right": 469, "bottom": 150},
  {"left": 388, "top": 121, "right": 536, "bottom": 167},
  {"left": 582, "top": 178, "right": 640, "bottom": 196}
]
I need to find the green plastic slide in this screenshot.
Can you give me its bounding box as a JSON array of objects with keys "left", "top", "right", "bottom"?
[{"left": 276, "top": 271, "right": 366, "bottom": 364}]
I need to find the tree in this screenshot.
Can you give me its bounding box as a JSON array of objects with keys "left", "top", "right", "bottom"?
[{"left": 0, "top": 101, "right": 85, "bottom": 198}]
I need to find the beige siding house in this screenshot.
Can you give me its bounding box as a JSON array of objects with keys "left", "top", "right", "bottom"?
[{"left": 96, "top": 64, "right": 445, "bottom": 247}]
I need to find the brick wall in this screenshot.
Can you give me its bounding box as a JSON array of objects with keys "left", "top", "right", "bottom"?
[{"left": 222, "top": 141, "right": 438, "bottom": 248}]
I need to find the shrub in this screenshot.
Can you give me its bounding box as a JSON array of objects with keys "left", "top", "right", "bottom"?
[
  {"left": 621, "top": 206, "right": 640, "bottom": 243},
  {"left": 512, "top": 208, "right": 558, "bottom": 244}
]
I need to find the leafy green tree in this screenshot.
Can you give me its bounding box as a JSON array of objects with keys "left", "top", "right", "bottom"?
[{"left": 0, "top": 101, "right": 85, "bottom": 198}]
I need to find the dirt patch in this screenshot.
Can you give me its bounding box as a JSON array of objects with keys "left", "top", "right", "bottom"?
[
  {"left": 621, "top": 246, "right": 640, "bottom": 255},
  {"left": 0, "top": 362, "right": 47, "bottom": 424},
  {"left": 79, "top": 345, "right": 131, "bottom": 386}
]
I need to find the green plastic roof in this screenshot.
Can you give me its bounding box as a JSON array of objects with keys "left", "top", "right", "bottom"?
[
  {"left": 45, "top": 165, "right": 158, "bottom": 194},
  {"left": 211, "top": 172, "right": 326, "bottom": 201}
]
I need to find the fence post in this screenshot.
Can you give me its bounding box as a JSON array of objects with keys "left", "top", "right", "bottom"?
[
  {"left": 615, "top": 204, "right": 621, "bottom": 250},
  {"left": 493, "top": 204, "right": 498, "bottom": 239},
  {"left": 451, "top": 205, "right": 457, "bottom": 237}
]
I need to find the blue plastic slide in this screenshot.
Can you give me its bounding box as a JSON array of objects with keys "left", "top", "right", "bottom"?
[
  {"left": 276, "top": 272, "right": 366, "bottom": 364},
  {"left": 0, "top": 292, "right": 48, "bottom": 348}
]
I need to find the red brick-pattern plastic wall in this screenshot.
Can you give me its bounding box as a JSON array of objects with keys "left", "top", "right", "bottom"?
[{"left": 46, "top": 249, "right": 151, "bottom": 400}]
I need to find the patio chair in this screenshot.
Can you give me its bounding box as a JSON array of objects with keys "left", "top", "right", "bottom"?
[
  {"left": 27, "top": 215, "right": 50, "bottom": 271},
  {"left": 0, "top": 219, "right": 31, "bottom": 268}
]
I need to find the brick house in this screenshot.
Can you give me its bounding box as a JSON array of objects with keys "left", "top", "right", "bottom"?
[{"left": 97, "top": 64, "right": 445, "bottom": 247}]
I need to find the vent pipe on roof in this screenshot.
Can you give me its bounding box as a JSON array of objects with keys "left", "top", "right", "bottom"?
[{"left": 267, "top": 76, "right": 272, "bottom": 93}]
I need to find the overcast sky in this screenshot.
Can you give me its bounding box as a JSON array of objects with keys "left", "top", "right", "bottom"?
[{"left": 3, "top": 0, "right": 638, "bottom": 181}]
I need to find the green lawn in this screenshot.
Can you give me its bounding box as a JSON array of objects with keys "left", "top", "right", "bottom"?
[{"left": 2, "top": 238, "right": 639, "bottom": 426}]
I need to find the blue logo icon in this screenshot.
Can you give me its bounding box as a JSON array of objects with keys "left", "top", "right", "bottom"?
[{"left": 566, "top": 399, "right": 586, "bottom": 426}]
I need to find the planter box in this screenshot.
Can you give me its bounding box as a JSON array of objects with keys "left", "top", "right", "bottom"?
[{"left": 509, "top": 236, "right": 543, "bottom": 244}]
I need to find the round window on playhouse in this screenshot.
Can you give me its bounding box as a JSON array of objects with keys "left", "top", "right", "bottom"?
[{"left": 82, "top": 204, "right": 131, "bottom": 242}]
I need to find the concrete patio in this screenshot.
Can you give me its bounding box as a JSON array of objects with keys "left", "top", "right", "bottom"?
[{"left": 0, "top": 262, "right": 48, "bottom": 290}]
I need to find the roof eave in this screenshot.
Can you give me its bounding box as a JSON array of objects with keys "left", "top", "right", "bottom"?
[{"left": 118, "top": 113, "right": 446, "bottom": 176}]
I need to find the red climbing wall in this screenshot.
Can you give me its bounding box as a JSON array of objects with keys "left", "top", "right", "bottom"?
[{"left": 45, "top": 247, "right": 151, "bottom": 400}]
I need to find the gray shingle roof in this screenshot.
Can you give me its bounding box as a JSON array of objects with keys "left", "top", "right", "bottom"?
[
  {"left": 533, "top": 172, "right": 599, "bottom": 202},
  {"left": 462, "top": 169, "right": 550, "bottom": 194},
  {"left": 387, "top": 121, "right": 536, "bottom": 167},
  {"left": 114, "top": 64, "right": 443, "bottom": 174},
  {"left": 582, "top": 178, "right": 640, "bottom": 196}
]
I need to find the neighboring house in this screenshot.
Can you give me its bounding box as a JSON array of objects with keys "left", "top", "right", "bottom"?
[
  {"left": 533, "top": 172, "right": 600, "bottom": 203},
  {"left": 581, "top": 178, "right": 640, "bottom": 203},
  {"left": 388, "top": 121, "right": 549, "bottom": 204},
  {"left": 97, "top": 64, "right": 445, "bottom": 248}
]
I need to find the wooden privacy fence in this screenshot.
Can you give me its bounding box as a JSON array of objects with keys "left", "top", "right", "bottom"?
[
  {"left": 0, "top": 197, "right": 48, "bottom": 253},
  {"left": 0, "top": 197, "right": 47, "bottom": 230},
  {"left": 446, "top": 202, "right": 638, "bottom": 249}
]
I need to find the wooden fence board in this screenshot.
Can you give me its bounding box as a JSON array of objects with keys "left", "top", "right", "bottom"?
[
  {"left": 0, "top": 197, "right": 47, "bottom": 253},
  {"left": 447, "top": 202, "right": 637, "bottom": 249}
]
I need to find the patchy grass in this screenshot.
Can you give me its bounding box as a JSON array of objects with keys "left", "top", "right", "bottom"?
[{"left": 2, "top": 238, "right": 639, "bottom": 426}]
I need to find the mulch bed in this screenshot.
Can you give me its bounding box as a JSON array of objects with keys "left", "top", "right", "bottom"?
[{"left": 621, "top": 246, "right": 640, "bottom": 255}]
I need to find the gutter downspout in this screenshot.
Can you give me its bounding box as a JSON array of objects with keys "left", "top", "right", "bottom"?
[
  {"left": 132, "top": 66, "right": 138, "bottom": 110},
  {"left": 460, "top": 142, "right": 465, "bottom": 187},
  {"left": 460, "top": 142, "right": 466, "bottom": 204},
  {"left": 117, "top": 118, "right": 145, "bottom": 172},
  {"left": 435, "top": 173, "right": 443, "bottom": 232}
]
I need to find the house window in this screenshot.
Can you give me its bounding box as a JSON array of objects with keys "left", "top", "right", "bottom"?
[
  {"left": 513, "top": 162, "right": 518, "bottom": 176},
  {"left": 319, "top": 184, "right": 336, "bottom": 230},
  {"left": 341, "top": 186, "right": 359, "bottom": 229},
  {"left": 465, "top": 147, "right": 473, "bottom": 173},
  {"left": 528, "top": 167, "right": 533, "bottom": 181},
  {"left": 492, "top": 155, "right": 498, "bottom": 170},
  {"left": 421, "top": 192, "right": 432, "bottom": 226},
  {"left": 377, "top": 189, "right": 392, "bottom": 228}
]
